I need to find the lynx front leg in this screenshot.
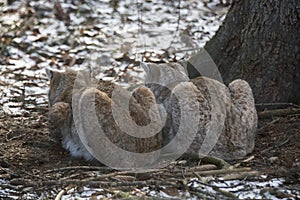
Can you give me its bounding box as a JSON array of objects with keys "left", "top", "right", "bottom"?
[
  {"left": 48, "top": 101, "right": 94, "bottom": 160},
  {"left": 48, "top": 102, "right": 72, "bottom": 139}
]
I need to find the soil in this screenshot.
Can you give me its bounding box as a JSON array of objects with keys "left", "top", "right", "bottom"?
[
  {"left": 247, "top": 114, "right": 300, "bottom": 181},
  {"left": 0, "top": 105, "right": 299, "bottom": 198}
]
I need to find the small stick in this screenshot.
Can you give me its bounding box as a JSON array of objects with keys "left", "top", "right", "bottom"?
[
  {"left": 187, "top": 164, "right": 217, "bottom": 172},
  {"left": 27, "top": 107, "right": 50, "bottom": 112},
  {"left": 233, "top": 155, "right": 255, "bottom": 168},
  {"left": 182, "top": 153, "right": 231, "bottom": 169},
  {"left": 257, "top": 118, "right": 280, "bottom": 131},
  {"left": 194, "top": 167, "right": 252, "bottom": 176},
  {"left": 54, "top": 185, "right": 74, "bottom": 200},
  {"left": 44, "top": 166, "right": 112, "bottom": 173},
  {"left": 221, "top": 171, "right": 261, "bottom": 181},
  {"left": 214, "top": 187, "right": 237, "bottom": 199},
  {"left": 258, "top": 108, "right": 300, "bottom": 118},
  {"left": 32, "top": 179, "right": 178, "bottom": 188},
  {"left": 255, "top": 102, "right": 300, "bottom": 108}
]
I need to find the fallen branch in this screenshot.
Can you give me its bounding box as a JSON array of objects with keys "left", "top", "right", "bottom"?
[
  {"left": 83, "top": 171, "right": 139, "bottom": 181},
  {"left": 257, "top": 118, "right": 280, "bottom": 131},
  {"left": 26, "top": 107, "right": 50, "bottom": 112},
  {"left": 188, "top": 185, "right": 235, "bottom": 200},
  {"left": 187, "top": 164, "right": 217, "bottom": 172},
  {"left": 44, "top": 166, "right": 112, "bottom": 174},
  {"left": 194, "top": 167, "right": 252, "bottom": 176},
  {"left": 258, "top": 108, "right": 300, "bottom": 118},
  {"left": 256, "top": 102, "right": 300, "bottom": 109},
  {"left": 55, "top": 185, "right": 74, "bottom": 200},
  {"left": 19, "top": 179, "right": 179, "bottom": 189},
  {"left": 214, "top": 187, "right": 237, "bottom": 199},
  {"left": 233, "top": 155, "right": 255, "bottom": 168},
  {"left": 183, "top": 153, "right": 231, "bottom": 169},
  {"left": 221, "top": 171, "right": 261, "bottom": 180}
]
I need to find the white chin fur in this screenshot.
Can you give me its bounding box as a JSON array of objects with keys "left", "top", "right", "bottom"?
[{"left": 62, "top": 137, "right": 94, "bottom": 161}]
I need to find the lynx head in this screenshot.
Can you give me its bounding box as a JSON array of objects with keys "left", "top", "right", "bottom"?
[
  {"left": 140, "top": 62, "right": 189, "bottom": 103},
  {"left": 141, "top": 62, "right": 189, "bottom": 87},
  {"left": 46, "top": 68, "right": 91, "bottom": 106}
]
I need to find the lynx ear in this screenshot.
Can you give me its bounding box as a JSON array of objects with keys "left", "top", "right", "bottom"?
[
  {"left": 46, "top": 67, "right": 54, "bottom": 79},
  {"left": 140, "top": 62, "right": 149, "bottom": 74}
]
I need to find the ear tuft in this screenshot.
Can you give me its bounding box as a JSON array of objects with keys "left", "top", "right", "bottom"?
[
  {"left": 140, "top": 62, "right": 149, "bottom": 74},
  {"left": 46, "top": 67, "right": 54, "bottom": 79}
]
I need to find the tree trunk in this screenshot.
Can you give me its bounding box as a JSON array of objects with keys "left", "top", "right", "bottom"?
[{"left": 203, "top": 0, "right": 300, "bottom": 104}]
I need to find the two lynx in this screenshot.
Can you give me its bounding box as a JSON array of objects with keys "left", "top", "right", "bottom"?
[
  {"left": 47, "top": 69, "right": 162, "bottom": 162},
  {"left": 47, "top": 63, "right": 257, "bottom": 163}
]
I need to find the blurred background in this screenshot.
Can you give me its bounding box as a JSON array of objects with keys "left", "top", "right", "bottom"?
[{"left": 0, "top": 0, "right": 229, "bottom": 115}]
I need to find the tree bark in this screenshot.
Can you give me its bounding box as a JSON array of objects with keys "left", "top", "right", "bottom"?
[{"left": 203, "top": 0, "right": 300, "bottom": 104}]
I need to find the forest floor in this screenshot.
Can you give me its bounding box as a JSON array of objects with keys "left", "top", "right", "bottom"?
[
  {"left": 0, "top": 0, "right": 299, "bottom": 199},
  {"left": 0, "top": 108, "right": 299, "bottom": 199}
]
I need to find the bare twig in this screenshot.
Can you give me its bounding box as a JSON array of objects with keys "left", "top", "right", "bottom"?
[
  {"left": 194, "top": 167, "right": 252, "bottom": 176},
  {"left": 221, "top": 171, "right": 261, "bottom": 181},
  {"left": 183, "top": 153, "right": 231, "bottom": 169},
  {"left": 258, "top": 108, "right": 300, "bottom": 118},
  {"left": 55, "top": 185, "right": 74, "bottom": 200},
  {"left": 188, "top": 185, "right": 235, "bottom": 200},
  {"left": 27, "top": 107, "right": 50, "bottom": 112},
  {"left": 256, "top": 102, "right": 300, "bottom": 109},
  {"left": 84, "top": 171, "right": 138, "bottom": 181},
  {"left": 261, "top": 134, "right": 294, "bottom": 154},
  {"left": 5, "top": 130, "right": 26, "bottom": 141},
  {"left": 233, "top": 155, "right": 255, "bottom": 168},
  {"left": 22, "top": 179, "right": 180, "bottom": 188},
  {"left": 257, "top": 118, "right": 280, "bottom": 131},
  {"left": 44, "top": 166, "right": 112, "bottom": 174},
  {"left": 214, "top": 187, "right": 237, "bottom": 199},
  {"left": 187, "top": 164, "right": 217, "bottom": 172}
]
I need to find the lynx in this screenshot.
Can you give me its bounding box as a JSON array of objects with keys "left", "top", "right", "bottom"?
[
  {"left": 47, "top": 69, "right": 162, "bottom": 162},
  {"left": 141, "top": 62, "right": 257, "bottom": 161}
]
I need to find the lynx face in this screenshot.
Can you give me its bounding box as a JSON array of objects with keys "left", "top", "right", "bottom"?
[
  {"left": 141, "top": 62, "right": 189, "bottom": 87},
  {"left": 46, "top": 68, "right": 91, "bottom": 106},
  {"left": 46, "top": 69, "right": 75, "bottom": 106},
  {"left": 140, "top": 62, "right": 189, "bottom": 106}
]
